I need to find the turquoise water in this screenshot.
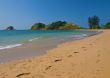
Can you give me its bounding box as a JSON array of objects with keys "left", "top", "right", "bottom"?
[{"left": 0, "top": 30, "right": 97, "bottom": 50}]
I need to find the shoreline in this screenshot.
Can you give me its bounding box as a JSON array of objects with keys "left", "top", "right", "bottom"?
[
  {"left": 0, "top": 29, "right": 98, "bottom": 50},
  {"left": 0, "top": 30, "right": 101, "bottom": 63}
]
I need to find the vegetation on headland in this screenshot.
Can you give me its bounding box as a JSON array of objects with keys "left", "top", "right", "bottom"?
[
  {"left": 31, "top": 21, "right": 81, "bottom": 30},
  {"left": 31, "top": 23, "right": 46, "bottom": 30},
  {"left": 103, "top": 22, "right": 110, "bottom": 29},
  {"left": 5, "top": 15, "right": 110, "bottom": 30}
]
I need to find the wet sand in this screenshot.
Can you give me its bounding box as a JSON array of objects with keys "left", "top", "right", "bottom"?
[
  {"left": 0, "top": 30, "right": 110, "bottom": 78},
  {"left": 0, "top": 39, "right": 58, "bottom": 63}
]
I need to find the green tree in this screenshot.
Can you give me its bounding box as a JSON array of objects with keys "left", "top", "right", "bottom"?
[
  {"left": 88, "top": 16, "right": 100, "bottom": 29},
  {"left": 31, "top": 23, "right": 46, "bottom": 30},
  {"left": 91, "top": 25, "right": 101, "bottom": 29},
  {"left": 59, "top": 23, "right": 81, "bottom": 30},
  {"left": 48, "top": 21, "right": 67, "bottom": 30},
  {"left": 103, "top": 22, "right": 110, "bottom": 29}
]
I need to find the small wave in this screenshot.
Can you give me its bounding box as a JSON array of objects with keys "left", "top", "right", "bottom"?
[
  {"left": 29, "top": 37, "right": 40, "bottom": 42},
  {"left": 69, "top": 34, "right": 88, "bottom": 40},
  {"left": 82, "top": 34, "right": 88, "bottom": 37},
  {"left": 0, "top": 44, "right": 22, "bottom": 50},
  {"left": 70, "top": 34, "right": 87, "bottom": 38}
]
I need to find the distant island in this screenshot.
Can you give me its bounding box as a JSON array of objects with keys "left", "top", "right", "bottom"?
[
  {"left": 31, "top": 21, "right": 81, "bottom": 30},
  {"left": 6, "top": 26, "right": 15, "bottom": 30}
]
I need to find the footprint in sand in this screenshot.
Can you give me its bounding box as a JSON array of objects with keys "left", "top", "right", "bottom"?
[
  {"left": 96, "top": 54, "right": 101, "bottom": 63},
  {"left": 45, "top": 66, "right": 52, "bottom": 70},
  {"left": 96, "top": 69, "right": 102, "bottom": 72},
  {"left": 54, "top": 59, "right": 62, "bottom": 62},
  {"left": 97, "top": 54, "right": 101, "bottom": 57},
  {"left": 89, "top": 43, "right": 93, "bottom": 45},
  {"left": 81, "top": 46, "right": 87, "bottom": 51},
  {"left": 68, "top": 55, "right": 72, "bottom": 57},
  {"left": 95, "top": 69, "right": 102, "bottom": 76},
  {"left": 73, "top": 52, "right": 79, "bottom": 53},
  {"left": 0, "top": 73, "right": 8, "bottom": 78},
  {"left": 81, "top": 46, "right": 86, "bottom": 48},
  {"left": 16, "top": 72, "right": 30, "bottom": 77},
  {"left": 45, "top": 59, "right": 62, "bottom": 70},
  {"left": 96, "top": 59, "right": 101, "bottom": 63}
]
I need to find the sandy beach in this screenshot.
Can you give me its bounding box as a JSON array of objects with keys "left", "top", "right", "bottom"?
[{"left": 0, "top": 30, "right": 110, "bottom": 78}]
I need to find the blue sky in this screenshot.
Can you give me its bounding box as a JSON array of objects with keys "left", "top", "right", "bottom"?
[{"left": 0, "top": 0, "right": 110, "bottom": 29}]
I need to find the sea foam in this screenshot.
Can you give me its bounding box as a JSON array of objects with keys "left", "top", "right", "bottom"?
[
  {"left": 29, "top": 37, "right": 40, "bottom": 41},
  {"left": 0, "top": 44, "right": 22, "bottom": 50}
]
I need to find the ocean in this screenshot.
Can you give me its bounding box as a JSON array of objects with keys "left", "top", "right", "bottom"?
[{"left": 0, "top": 30, "right": 98, "bottom": 50}]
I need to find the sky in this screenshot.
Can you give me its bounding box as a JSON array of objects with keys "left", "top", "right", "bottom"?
[{"left": 0, "top": 0, "right": 110, "bottom": 29}]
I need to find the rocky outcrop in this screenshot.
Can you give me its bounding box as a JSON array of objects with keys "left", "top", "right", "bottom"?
[{"left": 6, "top": 26, "right": 15, "bottom": 30}]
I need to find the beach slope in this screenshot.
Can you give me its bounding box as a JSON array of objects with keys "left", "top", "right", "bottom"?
[{"left": 0, "top": 30, "right": 110, "bottom": 78}]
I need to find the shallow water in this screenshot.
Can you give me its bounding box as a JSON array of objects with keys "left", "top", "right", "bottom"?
[
  {"left": 0, "top": 30, "right": 99, "bottom": 63},
  {"left": 0, "top": 30, "right": 97, "bottom": 50}
]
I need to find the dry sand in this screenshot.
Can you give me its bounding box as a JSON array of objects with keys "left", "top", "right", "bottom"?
[{"left": 0, "top": 30, "right": 110, "bottom": 78}]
